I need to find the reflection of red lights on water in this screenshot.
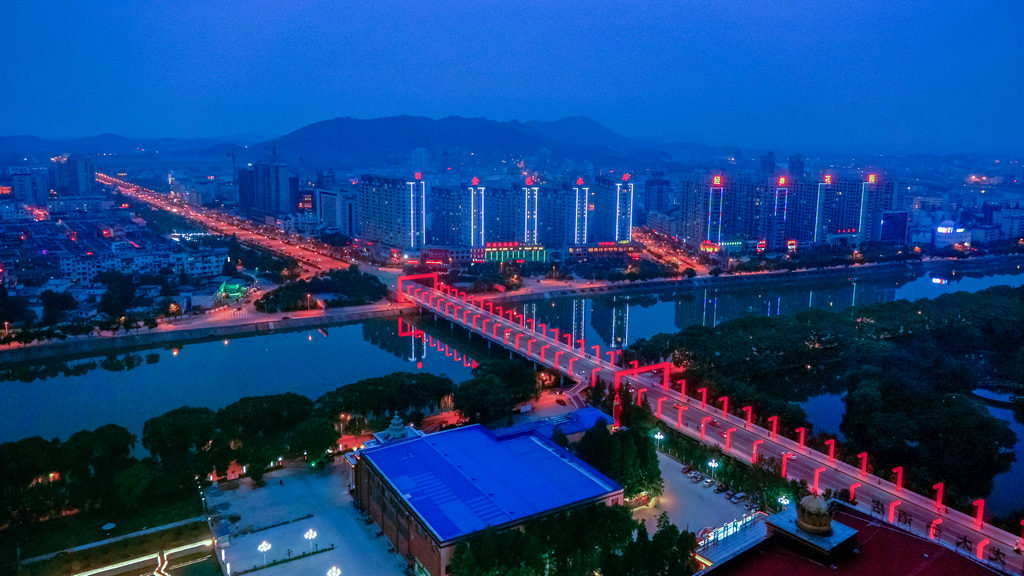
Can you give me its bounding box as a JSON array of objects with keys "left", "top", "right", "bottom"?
[{"left": 397, "top": 318, "right": 478, "bottom": 369}]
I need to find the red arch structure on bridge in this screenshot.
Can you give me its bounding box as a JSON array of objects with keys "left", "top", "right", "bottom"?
[
  {"left": 611, "top": 361, "right": 673, "bottom": 428},
  {"left": 612, "top": 361, "right": 672, "bottom": 394},
  {"left": 397, "top": 272, "right": 439, "bottom": 303}
]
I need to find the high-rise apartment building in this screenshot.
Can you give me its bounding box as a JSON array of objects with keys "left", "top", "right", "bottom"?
[
  {"left": 244, "top": 163, "right": 290, "bottom": 220},
  {"left": 50, "top": 154, "right": 95, "bottom": 196},
  {"left": 643, "top": 172, "right": 675, "bottom": 216},
  {"left": 572, "top": 177, "right": 590, "bottom": 245},
  {"left": 12, "top": 170, "right": 50, "bottom": 205},
  {"left": 359, "top": 174, "right": 426, "bottom": 250},
  {"left": 591, "top": 174, "right": 634, "bottom": 243}
]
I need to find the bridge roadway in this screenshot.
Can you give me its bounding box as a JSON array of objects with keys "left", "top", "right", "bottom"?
[{"left": 402, "top": 278, "right": 1023, "bottom": 574}]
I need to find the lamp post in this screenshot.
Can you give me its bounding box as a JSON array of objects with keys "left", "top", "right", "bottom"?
[
  {"left": 304, "top": 528, "right": 318, "bottom": 554},
  {"left": 707, "top": 459, "right": 720, "bottom": 480},
  {"left": 654, "top": 431, "right": 664, "bottom": 452},
  {"left": 327, "top": 567, "right": 342, "bottom": 576},
  {"left": 306, "top": 293, "right": 312, "bottom": 310},
  {"left": 258, "top": 541, "right": 271, "bottom": 566},
  {"left": 777, "top": 496, "right": 790, "bottom": 510}
]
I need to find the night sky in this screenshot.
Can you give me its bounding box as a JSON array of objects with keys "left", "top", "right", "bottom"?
[{"left": 3, "top": 1, "right": 1021, "bottom": 153}]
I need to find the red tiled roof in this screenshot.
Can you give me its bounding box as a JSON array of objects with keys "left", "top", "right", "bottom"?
[{"left": 714, "top": 507, "right": 1003, "bottom": 576}]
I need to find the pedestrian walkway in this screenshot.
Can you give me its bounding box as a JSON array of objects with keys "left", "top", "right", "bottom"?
[{"left": 694, "top": 514, "right": 769, "bottom": 572}]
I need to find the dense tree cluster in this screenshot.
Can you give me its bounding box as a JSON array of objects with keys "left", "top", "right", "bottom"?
[
  {"left": 0, "top": 285, "right": 34, "bottom": 325},
  {"left": 627, "top": 285, "right": 1023, "bottom": 506},
  {"left": 315, "top": 372, "right": 455, "bottom": 428},
  {"left": 447, "top": 506, "right": 697, "bottom": 576},
  {"left": 575, "top": 419, "right": 663, "bottom": 499},
  {"left": 452, "top": 359, "right": 538, "bottom": 426},
  {"left": 254, "top": 265, "right": 386, "bottom": 312},
  {"left": 0, "top": 424, "right": 146, "bottom": 526}
]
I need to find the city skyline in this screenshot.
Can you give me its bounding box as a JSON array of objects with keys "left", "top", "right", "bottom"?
[{"left": 3, "top": 1, "right": 1022, "bottom": 154}]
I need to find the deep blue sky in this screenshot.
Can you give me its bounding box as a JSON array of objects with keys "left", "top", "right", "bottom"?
[{"left": 3, "top": 1, "right": 1022, "bottom": 154}]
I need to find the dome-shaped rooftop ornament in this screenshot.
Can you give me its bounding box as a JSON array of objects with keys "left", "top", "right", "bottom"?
[{"left": 796, "top": 494, "right": 833, "bottom": 536}]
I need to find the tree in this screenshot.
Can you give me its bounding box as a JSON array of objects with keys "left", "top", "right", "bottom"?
[
  {"left": 0, "top": 285, "right": 34, "bottom": 326},
  {"left": 551, "top": 426, "right": 569, "bottom": 449},
  {"left": 453, "top": 360, "right": 538, "bottom": 425},
  {"left": 96, "top": 272, "right": 137, "bottom": 317},
  {"left": 111, "top": 461, "right": 154, "bottom": 510},
  {"left": 290, "top": 417, "right": 339, "bottom": 466},
  {"left": 683, "top": 267, "right": 697, "bottom": 278},
  {"left": 39, "top": 290, "right": 78, "bottom": 324},
  {"left": 142, "top": 407, "right": 217, "bottom": 484}
]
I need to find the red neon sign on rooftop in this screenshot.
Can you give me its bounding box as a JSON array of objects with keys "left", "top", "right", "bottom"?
[
  {"left": 622, "top": 173, "right": 631, "bottom": 182},
  {"left": 868, "top": 174, "right": 877, "bottom": 183},
  {"left": 414, "top": 172, "right": 422, "bottom": 181},
  {"left": 576, "top": 177, "right": 584, "bottom": 186},
  {"left": 525, "top": 176, "right": 533, "bottom": 186},
  {"left": 824, "top": 174, "right": 832, "bottom": 184},
  {"left": 777, "top": 176, "right": 787, "bottom": 186},
  {"left": 471, "top": 176, "right": 479, "bottom": 186},
  {"left": 712, "top": 175, "right": 722, "bottom": 186}
]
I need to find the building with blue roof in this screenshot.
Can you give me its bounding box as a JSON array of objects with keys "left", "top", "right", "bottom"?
[{"left": 353, "top": 424, "right": 623, "bottom": 576}]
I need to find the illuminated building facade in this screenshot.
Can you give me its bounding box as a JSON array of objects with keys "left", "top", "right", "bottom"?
[
  {"left": 318, "top": 188, "right": 360, "bottom": 237},
  {"left": 767, "top": 176, "right": 790, "bottom": 251},
  {"left": 359, "top": 174, "right": 426, "bottom": 250},
  {"left": 573, "top": 177, "right": 589, "bottom": 245},
  {"left": 590, "top": 174, "right": 635, "bottom": 243},
  {"left": 522, "top": 177, "right": 539, "bottom": 244}
]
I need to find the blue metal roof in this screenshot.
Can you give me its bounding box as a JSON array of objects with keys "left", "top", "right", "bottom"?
[{"left": 362, "top": 424, "right": 621, "bottom": 543}]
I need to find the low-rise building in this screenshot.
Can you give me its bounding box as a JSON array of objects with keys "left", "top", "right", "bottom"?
[{"left": 353, "top": 424, "right": 623, "bottom": 576}]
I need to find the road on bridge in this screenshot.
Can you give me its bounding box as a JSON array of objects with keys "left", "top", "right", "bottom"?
[{"left": 402, "top": 276, "right": 1023, "bottom": 575}]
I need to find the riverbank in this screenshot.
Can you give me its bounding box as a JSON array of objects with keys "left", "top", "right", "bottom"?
[
  {"left": 0, "top": 302, "right": 415, "bottom": 367},
  {"left": 3, "top": 253, "right": 1021, "bottom": 367},
  {"left": 483, "top": 253, "right": 1024, "bottom": 305}
]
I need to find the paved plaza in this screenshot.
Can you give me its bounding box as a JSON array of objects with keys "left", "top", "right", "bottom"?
[
  {"left": 205, "top": 461, "right": 406, "bottom": 576},
  {"left": 636, "top": 452, "right": 750, "bottom": 535}
]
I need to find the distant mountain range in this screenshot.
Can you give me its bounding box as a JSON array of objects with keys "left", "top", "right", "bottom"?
[{"left": 0, "top": 116, "right": 730, "bottom": 168}]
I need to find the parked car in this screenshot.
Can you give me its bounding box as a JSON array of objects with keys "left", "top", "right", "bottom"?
[
  {"left": 680, "top": 465, "right": 692, "bottom": 474},
  {"left": 714, "top": 484, "right": 728, "bottom": 493},
  {"left": 724, "top": 490, "right": 737, "bottom": 498},
  {"left": 691, "top": 473, "right": 704, "bottom": 483},
  {"left": 731, "top": 492, "right": 747, "bottom": 503},
  {"left": 702, "top": 478, "right": 715, "bottom": 488}
]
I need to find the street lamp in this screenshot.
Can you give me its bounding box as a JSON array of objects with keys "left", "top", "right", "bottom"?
[
  {"left": 306, "top": 293, "right": 312, "bottom": 310},
  {"left": 707, "top": 459, "right": 720, "bottom": 480},
  {"left": 304, "top": 528, "right": 318, "bottom": 554},
  {"left": 258, "top": 540, "right": 271, "bottom": 566},
  {"left": 653, "top": 431, "right": 664, "bottom": 452},
  {"left": 327, "top": 567, "right": 342, "bottom": 576},
  {"left": 777, "top": 496, "right": 791, "bottom": 510}
]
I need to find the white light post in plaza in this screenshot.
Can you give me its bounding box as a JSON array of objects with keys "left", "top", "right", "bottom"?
[
  {"left": 258, "top": 540, "right": 271, "bottom": 566},
  {"left": 304, "top": 528, "right": 318, "bottom": 554},
  {"left": 654, "top": 431, "right": 664, "bottom": 452},
  {"left": 328, "top": 566, "right": 342, "bottom": 576},
  {"left": 707, "top": 459, "right": 720, "bottom": 480},
  {"left": 777, "top": 496, "right": 791, "bottom": 510}
]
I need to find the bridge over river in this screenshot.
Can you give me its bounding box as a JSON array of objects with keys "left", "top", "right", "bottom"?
[{"left": 398, "top": 273, "right": 1023, "bottom": 574}]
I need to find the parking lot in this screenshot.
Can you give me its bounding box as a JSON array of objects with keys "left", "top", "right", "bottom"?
[
  {"left": 636, "top": 452, "right": 752, "bottom": 535},
  {"left": 205, "top": 461, "right": 406, "bottom": 576}
]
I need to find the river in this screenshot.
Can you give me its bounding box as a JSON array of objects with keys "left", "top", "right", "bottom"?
[{"left": 2, "top": 259, "right": 1023, "bottom": 512}]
